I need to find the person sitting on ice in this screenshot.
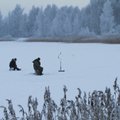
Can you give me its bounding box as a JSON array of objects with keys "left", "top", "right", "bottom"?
[
  {"left": 32, "top": 57, "right": 43, "bottom": 75},
  {"left": 9, "top": 58, "right": 21, "bottom": 71}
]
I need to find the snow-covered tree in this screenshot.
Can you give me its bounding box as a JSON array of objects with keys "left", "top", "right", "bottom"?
[
  {"left": 51, "top": 6, "right": 73, "bottom": 37},
  {"left": 0, "top": 11, "right": 3, "bottom": 36},
  {"left": 34, "top": 4, "right": 58, "bottom": 37},
  {"left": 50, "top": 7, "right": 66, "bottom": 37},
  {"left": 43, "top": 5, "right": 58, "bottom": 37},
  {"left": 89, "top": 0, "right": 106, "bottom": 34},
  {"left": 111, "top": 0, "right": 120, "bottom": 25},
  {"left": 79, "top": 5, "right": 91, "bottom": 34},
  {"left": 27, "top": 6, "right": 39, "bottom": 36},
  {"left": 8, "top": 4, "right": 24, "bottom": 37},
  {"left": 34, "top": 8, "right": 44, "bottom": 37},
  {"left": 79, "top": 27, "right": 95, "bottom": 36},
  {"left": 19, "top": 13, "right": 28, "bottom": 37},
  {"left": 72, "top": 7, "right": 81, "bottom": 35},
  {"left": 63, "top": 16, "right": 72, "bottom": 36},
  {"left": 114, "top": 25, "right": 120, "bottom": 34},
  {"left": 100, "top": 0, "right": 115, "bottom": 35}
]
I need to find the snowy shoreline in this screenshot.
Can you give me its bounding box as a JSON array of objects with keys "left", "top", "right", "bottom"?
[{"left": 0, "top": 35, "right": 120, "bottom": 44}]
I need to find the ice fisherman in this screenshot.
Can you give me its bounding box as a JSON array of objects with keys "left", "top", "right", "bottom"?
[
  {"left": 32, "top": 57, "right": 43, "bottom": 75},
  {"left": 9, "top": 58, "right": 21, "bottom": 71}
]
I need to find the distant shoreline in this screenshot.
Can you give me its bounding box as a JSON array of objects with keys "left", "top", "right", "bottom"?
[{"left": 0, "top": 35, "right": 120, "bottom": 44}]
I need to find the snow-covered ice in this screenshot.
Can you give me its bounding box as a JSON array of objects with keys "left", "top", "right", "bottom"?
[{"left": 0, "top": 41, "right": 120, "bottom": 114}]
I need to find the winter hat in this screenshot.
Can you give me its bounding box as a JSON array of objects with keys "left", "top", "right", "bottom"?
[{"left": 37, "top": 57, "right": 40, "bottom": 60}]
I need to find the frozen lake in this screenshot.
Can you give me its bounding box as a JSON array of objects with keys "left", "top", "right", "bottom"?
[{"left": 0, "top": 41, "right": 120, "bottom": 114}]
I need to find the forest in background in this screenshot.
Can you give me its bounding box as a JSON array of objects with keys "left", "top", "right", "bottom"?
[{"left": 0, "top": 0, "right": 120, "bottom": 42}]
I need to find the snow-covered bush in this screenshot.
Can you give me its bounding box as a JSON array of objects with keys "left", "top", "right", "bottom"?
[{"left": 0, "top": 78, "right": 120, "bottom": 120}]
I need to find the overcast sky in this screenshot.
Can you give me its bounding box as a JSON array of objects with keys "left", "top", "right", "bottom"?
[{"left": 0, "top": 0, "right": 90, "bottom": 15}]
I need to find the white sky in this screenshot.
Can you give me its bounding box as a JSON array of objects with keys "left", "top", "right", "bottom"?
[{"left": 0, "top": 0, "right": 90, "bottom": 15}]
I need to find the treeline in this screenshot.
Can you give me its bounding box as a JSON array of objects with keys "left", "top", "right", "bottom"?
[
  {"left": 0, "top": 0, "right": 120, "bottom": 38},
  {"left": 0, "top": 78, "right": 120, "bottom": 119}
]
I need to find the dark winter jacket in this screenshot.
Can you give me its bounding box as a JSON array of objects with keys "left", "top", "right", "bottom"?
[
  {"left": 32, "top": 58, "right": 43, "bottom": 75},
  {"left": 9, "top": 59, "right": 17, "bottom": 69},
  {"left": 32, "top": 58, "right": 41, "bottom": 70},
  {"left": 9, "top": 58, "right": 21, "bottom": 71}
]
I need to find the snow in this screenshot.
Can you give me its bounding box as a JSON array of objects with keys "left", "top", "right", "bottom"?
[{"left": 0, "top": 41, "right": 120, "bottom": 115}]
